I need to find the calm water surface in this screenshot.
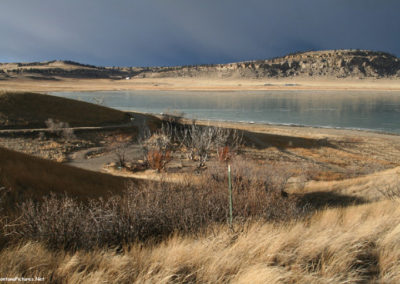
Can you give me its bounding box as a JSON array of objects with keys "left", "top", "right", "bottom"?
[{"left": 50, "top": 90, "right": 400, "bottom": 134}]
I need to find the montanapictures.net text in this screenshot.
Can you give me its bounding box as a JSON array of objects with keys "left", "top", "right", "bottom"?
[{"left": 0, "top": 277, "right": 44, "bottom": 282}]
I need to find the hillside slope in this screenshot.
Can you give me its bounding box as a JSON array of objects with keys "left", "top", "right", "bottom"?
[
  {"left": 0, "top": 92, "right": 131, "bottom": 129},
  {"left": 0, "top": 60, "right": 129, "bottom": 80},
  {"left": 0, "top": 147, "right": 132, "bottom": 212}
]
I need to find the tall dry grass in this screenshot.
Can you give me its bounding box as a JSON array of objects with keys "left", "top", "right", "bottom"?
[{"left": 1, "top": 200, "right": 400, "bottom": 283}]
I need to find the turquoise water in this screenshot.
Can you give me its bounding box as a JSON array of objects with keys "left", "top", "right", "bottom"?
[{"left": 50, "top": 90, "right": 400, "bottom": 134}]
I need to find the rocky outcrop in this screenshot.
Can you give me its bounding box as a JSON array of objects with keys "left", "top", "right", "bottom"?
[{"left": 135, "top": 50, "right": 400, "bottom": 79}]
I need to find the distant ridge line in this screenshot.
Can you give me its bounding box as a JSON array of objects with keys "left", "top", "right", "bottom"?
[{"left": 1, "top": 49, "right": 399, "bottom": 79}]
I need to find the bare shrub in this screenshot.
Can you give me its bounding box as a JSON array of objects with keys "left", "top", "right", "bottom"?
[
  {"left": 107, "top": 134, "right": 133, "bottom": 167},
  {"left": 138, "top": 124, "right": 173, "bottom": 171},
  {"left": 187, "top": 124, "right": 215, "bottom": 167},
  {"left": 137, "top": 119, "right": 243, "bottom": 168},
  {"left": 160, "top": 111, "right": 185, "bottom": 128},
  {"left": 177, "top": 124, "right": 243, "bottom": 167},
  {"left": 45, "top": 118, "right": 75, "bottom": 141},
  {"left": 17, "top": 195, "right": 87, "bottom": 250},
  {"left": 14, "top": 159, "right": 304, "bottom": 250},
  {"left": 205, "top": 157, "right": 299, "bottom": 221}
]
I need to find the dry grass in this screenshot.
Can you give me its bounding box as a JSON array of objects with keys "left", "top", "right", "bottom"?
[
  {"left": 291, "top": 166, "right": 400, "bottom": 202},
  {"left": 0, "top": 146, "right": 132, "bottom": 212},
  {"left": 0, "top": 91, "right": 130, "bottom": 129},
  {"left": 1, "top": 200, "right": 400, "bottom": 283}
]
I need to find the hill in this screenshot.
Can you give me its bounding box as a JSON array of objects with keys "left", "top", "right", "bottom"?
[
  {"left": 139, "top": 50, "right": 400, "bottom": 79},
  {"left": 0, "top": 146, "right": 132, "bottom": 212},
  {"left": 0, "top": 92, "right": 131, "bottom": 129},
  {"left": 0, "top": 60, "right": 129, "bottom": 80},
  {"left": 1, "top": 50, "right": 399, "bottom": 80}
]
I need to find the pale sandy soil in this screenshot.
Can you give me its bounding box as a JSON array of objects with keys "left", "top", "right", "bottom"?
[{"left": 1, "top": 77, "right": 400, "bottom": 92}]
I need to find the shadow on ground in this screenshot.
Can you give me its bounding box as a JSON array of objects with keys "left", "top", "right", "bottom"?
[
  {"left": 297, "top": 191, "right": 367, "bottom": 210},
  {"left": 241, "top": 130, "right": 334, "bottom": 150}
]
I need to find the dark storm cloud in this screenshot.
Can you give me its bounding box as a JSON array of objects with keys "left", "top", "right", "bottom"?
[{"left": 1, "top": 0, "right": 399, "bottom": 66}]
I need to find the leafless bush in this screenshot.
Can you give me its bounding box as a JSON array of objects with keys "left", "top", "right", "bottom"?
[
  {"left": 107, "top": 134, "right": 133, "bottom": 167},
  {"left": 137, "top": 119, "right": 243, "bottom": 168},
  {"left": 45, "top": 118, "right": 76, "bottom": 141},
  {"left": 61, "top": 127, "right": 75, "bottom": 142},
  {"left": 13, "top": 159, "right": 305, "bottom": 250},
  {"left": 138, "top": 124, "right": 173, "bottom": 171},
  {"left": 17, "top": 195, "right": 87, "bottom": 250},
  {"left": 177, "top": 124, "right": 243, "bottom": 167},
  {"left": 207, "top": 157, "right": 295, "bottom": 196},
  {"left": 160, "top": 111, "right": 185, "bottom": 127}
]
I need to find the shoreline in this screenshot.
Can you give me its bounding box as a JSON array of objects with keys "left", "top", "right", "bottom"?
[
  {"left": 1, "top": 77, "right": 400, "bottom": 92},
  {"left": 144, "top": 112, "right": 400, "bottom": 137},
  {"left": 132, "top": 112, "right": 400, "bottom": 140}
]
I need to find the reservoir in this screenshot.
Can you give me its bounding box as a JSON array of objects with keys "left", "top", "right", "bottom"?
[{"left": 50, "top": 90, "right": 400, "bottom": 134}]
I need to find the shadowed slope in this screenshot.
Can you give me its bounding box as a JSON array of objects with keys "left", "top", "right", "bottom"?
[
  {"left": 0, "top": 92, "right": 131, "bottom": 129},
  {"left": 0, "top": 147, "right": 133, "bottom": 212}
]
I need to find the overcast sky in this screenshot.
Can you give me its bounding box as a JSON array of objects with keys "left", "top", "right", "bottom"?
[{"left": 1, "top": 0, "right": 399, "bottom": 66}]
